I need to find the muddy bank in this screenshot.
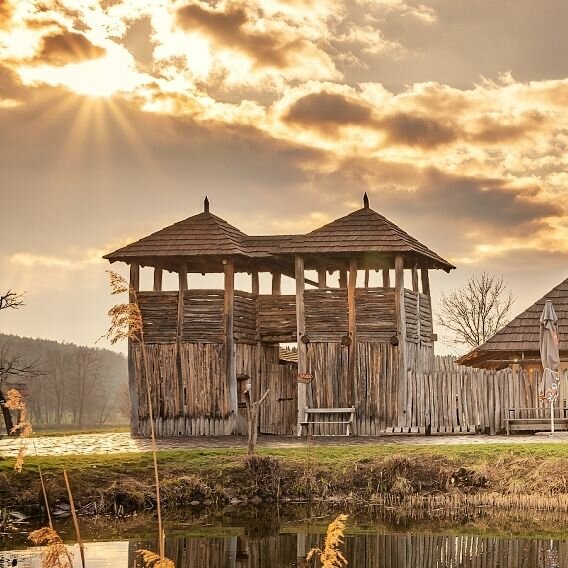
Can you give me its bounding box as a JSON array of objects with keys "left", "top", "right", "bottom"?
[{"left": 3, "top": 448, "right": 568, "bottom": 518}]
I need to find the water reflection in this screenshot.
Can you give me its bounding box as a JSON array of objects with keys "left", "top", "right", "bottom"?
[{"left": 1, "top": 532, "right": 565, "bottom": 567}]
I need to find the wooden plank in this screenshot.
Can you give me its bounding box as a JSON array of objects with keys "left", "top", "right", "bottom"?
[
  {"left": 339, "top": 269, "right": 347, "bottom": 288},
  {"left": 224, "top": 259, "right": 237, "bottom": 433},
  {"left": 420, "top": 269, "right": 430, "bottom": 296},
  {"left": 295, "top": 256, "right": 307, "bottom": 435},
  {"left": 364, "top": 269, "right": 370, "bottom": 288},
  {"left": 394, "top": 255, "right": 407, "bottom": 428},
  {"left": 128, "top": 262, "right": 140, "bottom": 435},
  {"left": 382, "top": 269, "right": 390, "bottom": 288},
  {"left": 317, "top": 268, "right": 326, "bottom": 288}
]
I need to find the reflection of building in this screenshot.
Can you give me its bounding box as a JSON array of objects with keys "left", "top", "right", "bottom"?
[{"left": 105, "top": 196, "right": 454, "bottom": 436}]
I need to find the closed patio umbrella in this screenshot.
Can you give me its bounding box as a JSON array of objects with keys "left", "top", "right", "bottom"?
[{"left": 539, "top": 300, "right": 560, "bottom": 433}]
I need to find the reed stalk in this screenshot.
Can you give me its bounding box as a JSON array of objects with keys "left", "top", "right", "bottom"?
[{"left": 63, "top": 470, "right": 85, "bottom": 568}]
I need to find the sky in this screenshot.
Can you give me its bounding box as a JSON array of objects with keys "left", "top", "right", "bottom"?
[{"left": 0, "top": 0, "right": 567, "bottom": 356}]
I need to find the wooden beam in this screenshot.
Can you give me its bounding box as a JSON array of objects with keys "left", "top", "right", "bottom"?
[
  {"left": 421, "top": 268, "right": 430, "bottom": 296},
  {"left": 271, "top": 272, "right": 281, "bottom": 295},
  {"left": 224, "top": 260, "right": 237, "bottom": 433},
  {"left": 364, "top": 269, "right": 369, "bottom": 288},
  {"left": 295, "top": 256, "right": 307, "bottom": 432},
  {"left": 394, "top": 255, "right": 407, "bottom": 429},
  {"left": 317, "top": 268, "right": 326, "bottom": 288},
  {"left": 348, "top": 258, "right": 358, "bottom": 420},
  {"left": 339, "top": 270, "right": 347, "bottom": 288},
  {"left": 176, "top": 263, "right": 188, "bottom": 423},
  {"left": 251, "top": 271, "right": 259, "bottom": 295},
  {"left": 382, "top": 269, "right": 391, "bottom": 288},
  {"left": 128, "top": 262, "right": 140, "bottom": 435},
  {"left": 153, "top": 267, "right": 163, "bottom": 292},
  {"left": 411, "top": 264, "right": 419, "bottom": 292}
]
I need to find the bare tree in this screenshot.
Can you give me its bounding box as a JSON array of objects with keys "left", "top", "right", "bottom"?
[
  {"left": 0, "top": 290, "right": 24, "bottom": 311},
  {"left": 437, "top": 273, "right": 515, "bottom": 349}
]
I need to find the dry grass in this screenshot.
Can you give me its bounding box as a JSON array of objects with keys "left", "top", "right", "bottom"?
[
  {"left": 306, "top": 514, "right": 349, "bottom": 567},
  {"left": 5, "top": 388, "right": 32, "bottom": 472},
  {"left": 137, "top": 549, "right": 175, "bottom": 568},
  {"left": 28, "top": 527, "right": 73, "bottom": 568}
]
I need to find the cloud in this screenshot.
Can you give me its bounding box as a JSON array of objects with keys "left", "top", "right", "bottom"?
[
  {"left": 177, "top": 2, "right": 306, "bottom": 70},
  {"left": 468, "top": 112, "right": 547, "bottom": 144},
  {"left": 378, "top": 112, "right": 456, "bottom": 148},
  {"left": 37, "top": 31, "right": 106, "bottom": 66},
  {"left": 283, "top": 91, "right": 373, "bottom": 130}
]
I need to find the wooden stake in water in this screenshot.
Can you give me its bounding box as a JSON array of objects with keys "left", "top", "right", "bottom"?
[{"left": 63, "top": 470, "right": 86, "bottom": 568}]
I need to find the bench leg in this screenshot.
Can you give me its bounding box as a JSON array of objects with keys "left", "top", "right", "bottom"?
[
  {"left": 346, "top": 423, "right": 350, "bottom": 436},
  {"left": 297, "top": 423, "right": 303, "bottom": 438}
]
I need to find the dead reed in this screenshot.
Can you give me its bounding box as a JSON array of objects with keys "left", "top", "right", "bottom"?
[
  {"left": 63, "top": 470, "right": 85, "bottom": 568},
  {"left": 306, "top": 514, "right": 349, "bottom": 567},
  {"left": 28, "top": 526, "right": 73, "bottom": 568},
  {"left": 102, "top": 270, "right": 169, "bottom": 564},
  {"left": 5, "top": 388, "right": 32, "bottom": 472}
]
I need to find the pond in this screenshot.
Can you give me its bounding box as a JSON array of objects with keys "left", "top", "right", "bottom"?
[{"left": 1, "top": 509, "right": 567, "bottom": 567}]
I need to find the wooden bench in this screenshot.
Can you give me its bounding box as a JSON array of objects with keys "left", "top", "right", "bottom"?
[
  {"left": 505, "top": 407, "right": 568, "bottom": 435},
  {"left": 297, "top": 407, "right": 356, "bottom": 437}
]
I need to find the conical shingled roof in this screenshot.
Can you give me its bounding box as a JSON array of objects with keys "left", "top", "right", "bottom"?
[
  {"left": 278, "top": 207, "right": 455, "bottom": 271},
  {"left": 458, "top": 277, "right": 568, "bottom": 368},
  {"left": 104, "top": 210, "right": 250, "bottom": 261}
]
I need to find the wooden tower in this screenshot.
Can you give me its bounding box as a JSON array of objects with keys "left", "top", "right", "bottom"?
[{"left": 104, "top": 195, "right": 454, "bottom": 436}]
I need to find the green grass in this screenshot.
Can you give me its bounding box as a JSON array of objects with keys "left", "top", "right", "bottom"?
[{"left": 31, "top": 426, "right": 129, "bottom": 438}]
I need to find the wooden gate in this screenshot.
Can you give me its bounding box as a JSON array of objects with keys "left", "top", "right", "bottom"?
[{"left": 259, "top": 362, "right": 297, "bottom": 435}]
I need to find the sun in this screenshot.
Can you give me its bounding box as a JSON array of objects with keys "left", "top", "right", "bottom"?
[{"left": 18, "top": 45, "right": 146, "bottom": 99}]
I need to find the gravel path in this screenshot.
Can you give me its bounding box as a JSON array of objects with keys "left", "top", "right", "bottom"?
[{"left": 0, "top": 431, "right": 566, "bottom": 458}]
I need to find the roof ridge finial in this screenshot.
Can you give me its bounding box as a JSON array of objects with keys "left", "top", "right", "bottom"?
[
  {"left": 204, "top": 195, "right": 210, "bottom": 213},
  {"left": 363, "top": 192, "right": 369, "bottom": 209}
]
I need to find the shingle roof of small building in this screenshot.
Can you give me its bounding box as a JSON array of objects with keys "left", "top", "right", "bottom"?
[{"left": 458, "top": 277, "right": 568, "bottom": 368}]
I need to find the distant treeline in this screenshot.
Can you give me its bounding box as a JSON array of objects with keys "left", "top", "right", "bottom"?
[{"left": 0, "top": 333, "right": 128, "bottom": 427}]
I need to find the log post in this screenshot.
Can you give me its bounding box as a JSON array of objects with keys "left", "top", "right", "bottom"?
[
  {"left": 271, "top": 272, "right": 281, "bottom": 295},
  {"left": 339, "top": 269, "right": 347, "bottom": 288},
  {"left": 317, "top": 268, "right": 327, "bottom": 288},
  {"left": 251, "top": 271, "right": 259, "bottom": 295},
  {"left": 382, "top": 269, "right": 391, "bottom": 288},
  {"left": 128, "top": 262, "right": 140, "bottom": 435},
  {"left": 348, "top": 258, "right": 358, "bottom": 419},
  {"left": 295, "top": 256, "right": 307, "bottom": 432},
  {"left": 153, "top": 267, "right": 163, "bottom": 292},
  {"left": 394, "top": 255, "right": 407, "bottom": 428},
  {"left": 224, "top": 259, "right": 237, "bottom": 433},
  {"left": 411, "top": 264, "right": 419, "bottom": 292},
  {"left": 176, "top": 263, "right": 188, "bottom": 425},
  {"left": 421, "top": 268, "right": 430, "bottom": 296}
]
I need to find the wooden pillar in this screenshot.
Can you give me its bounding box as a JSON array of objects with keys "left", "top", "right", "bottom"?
[
  {"left": 394, "top": 255, "right": 407, "bottom": 428},
  {"left": 382, "top": 269, "right": 390, "bottom": 288},
  {"left": 364, "top": 269, "right": 369, "bottom": 288},
  {"left": 271, "top": 272, "right": 281, "bottom": 295},
  {"left": 421, "top": 268, "right": 430, "bottom": 296},
  {"left": 339, "top": 269, "right": 347, "bottom": 288},
  {"left": 295, "top": 256, "right": 307, "bottom": 433},
  {"left": 411, "top": 264, "right": 419, "bottom": 292},
  {"left": 176, "top": 263, "right": 188, "bottom": 427},
  {"left": 348, "top": 259, "right": 358, "bottom": 418},
  {"left": 224, "top": 260, "right": 237, "bottom": 433},
  {"left": 251, "top": 271, "right": 259, "bottom": 295},
  {"left": 128, "top": 262, "right": 140, "bottom": 435},
  {"left": 153, "top": 267, "right": 163, "bottom": 291},
  {"left": 317, "top": 268, "right": 326, "bottom": 288}
]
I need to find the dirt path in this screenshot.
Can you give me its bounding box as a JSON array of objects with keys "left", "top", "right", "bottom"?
[{"left": 0, "top": 431, "right": 566, "bottom": 458}]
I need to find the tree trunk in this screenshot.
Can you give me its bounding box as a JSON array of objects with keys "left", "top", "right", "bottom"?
[
  {"left": 0, "top": 389, "right": 15, "bottom": 436},
  {"left": 245, "top": 389, "right": 270, "bottom": 455}
]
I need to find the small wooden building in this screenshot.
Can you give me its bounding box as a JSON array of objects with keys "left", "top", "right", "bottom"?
[
  {"left": 458, "top": 277, "right": 568, "bottom": 431},
  {"left": 104, "top": 195, "right": 454, "bottom": 436}
]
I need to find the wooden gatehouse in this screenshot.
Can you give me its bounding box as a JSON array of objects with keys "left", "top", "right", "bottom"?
[{"left": 104, "top": 195, "right": 455, "bottom": 436}]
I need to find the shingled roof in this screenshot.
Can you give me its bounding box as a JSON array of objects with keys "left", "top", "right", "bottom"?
[
  {"left": 104, "top": 195, "right": 454, "bottom": 272},
  {"left": 105, "top": 209, "right": 250, "bottom": 262},
  {"left": 277, "top": 205, "right": 455, "bottom": 271},
  {"left": 458, "top": 277, "right": 568, "bottom": 369}
]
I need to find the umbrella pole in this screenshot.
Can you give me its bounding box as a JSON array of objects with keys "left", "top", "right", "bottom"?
[{"left": 551, "top": 400, "right": 555, "bottom": 434}]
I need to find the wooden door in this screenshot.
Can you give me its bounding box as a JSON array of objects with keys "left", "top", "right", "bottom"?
[{"left": 259, "top": 362, "right": 297, "bottom": 435}]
